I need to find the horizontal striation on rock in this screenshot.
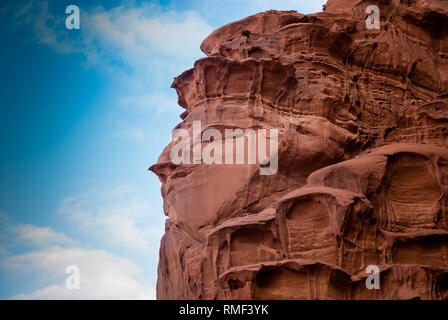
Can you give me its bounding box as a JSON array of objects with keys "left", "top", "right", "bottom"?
[{"left": 151, "top": 0, "right": 448, "bottom": 300}]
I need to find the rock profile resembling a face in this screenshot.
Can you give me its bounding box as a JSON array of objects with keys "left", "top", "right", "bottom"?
[{"left": 150, "top": 0, "right": 448, "bottom": 300}]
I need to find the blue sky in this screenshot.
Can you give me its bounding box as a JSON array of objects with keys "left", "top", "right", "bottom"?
[{"left": 0, "top": 0, "right": 326, "bottom": 299}]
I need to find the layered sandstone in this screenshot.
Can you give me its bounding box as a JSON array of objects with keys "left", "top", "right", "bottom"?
[{"left": 150, "top": 0, "right": 448, "bottom": 299}]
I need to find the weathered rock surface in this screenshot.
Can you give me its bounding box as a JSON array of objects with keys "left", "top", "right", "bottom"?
[{"left": 150, "top": 0, "right": 448, "bottom": 299}]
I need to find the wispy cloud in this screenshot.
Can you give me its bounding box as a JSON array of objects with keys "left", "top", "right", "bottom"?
[
  {"left": 0, "top": 213, "right": 74, "bottom": 248},
  {"left": 57, "top": 185, "right": 163, "bottom": 251},
  {"left": 82, "top": 4, "right": 212, "bottom": 67},
  {"left": 116, "top": 125, "right": 147, "bottom": 143},
  {"left": 118, "top": 91, "right": 180, "bottom": 115},
  {"left": 13, "top": 1, "right": 79, "bottom": 54},
  {"left": 11, "top": 224, "right": 75, "bottom": 247}
]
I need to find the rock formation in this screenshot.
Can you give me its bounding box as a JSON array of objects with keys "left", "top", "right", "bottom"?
[{"left": 150, "top": 0, "right": 448, "bottom": 299}]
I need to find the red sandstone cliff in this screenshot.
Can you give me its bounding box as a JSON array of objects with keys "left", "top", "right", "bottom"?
[{"left": 150, "top": 0, "right": 448, "bottom": 299}]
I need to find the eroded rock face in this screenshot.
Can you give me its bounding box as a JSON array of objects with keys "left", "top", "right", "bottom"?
[{"left": 150, "top": 0, "right": 448, "bottom": 299}]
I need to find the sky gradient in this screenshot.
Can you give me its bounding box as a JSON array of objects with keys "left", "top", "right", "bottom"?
[{"left": 0, "top": 0, "right": 327, "bottom": 299}]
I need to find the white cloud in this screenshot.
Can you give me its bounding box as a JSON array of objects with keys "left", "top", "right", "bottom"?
[
  {"left": 4, "top": 246, "right": 155, "bottom": 300},
  {"left": 82, "top": 4, "right": 212, "bottom": 65},
  {"left": 0, "top": 213, "right": 74, "bottom": 248},
  {"left": 11, "top": 224, "right": 75, "bottom": 247}
]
